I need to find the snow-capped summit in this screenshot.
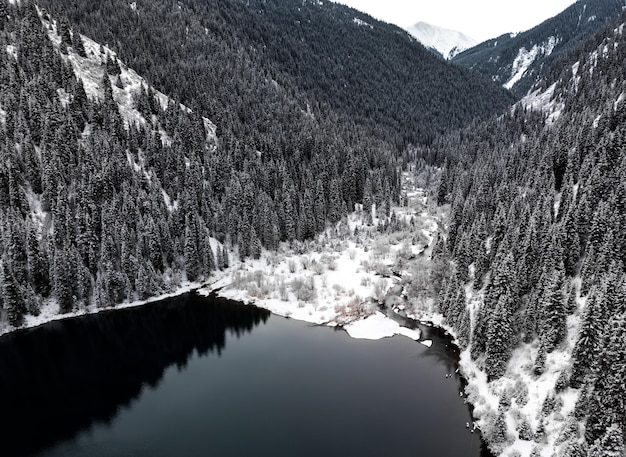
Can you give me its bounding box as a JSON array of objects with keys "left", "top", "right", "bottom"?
[{"left": 405, "top": 21, "right": 477, "bottom": 60}]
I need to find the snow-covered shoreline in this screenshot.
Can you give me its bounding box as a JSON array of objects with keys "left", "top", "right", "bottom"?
[{"left": 0, "top": 281, "right": 207, "bottom": 338}]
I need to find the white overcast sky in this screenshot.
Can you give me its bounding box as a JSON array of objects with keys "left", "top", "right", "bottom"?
[{"left": 334, "top": 0, "right": 579, "bottom": 42}]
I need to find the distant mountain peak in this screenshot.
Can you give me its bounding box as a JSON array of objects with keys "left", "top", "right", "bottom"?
[{"left": 405, "top": 21, "right": 477, "bottom": 59}]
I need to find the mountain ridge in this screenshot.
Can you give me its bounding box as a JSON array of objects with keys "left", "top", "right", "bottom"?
[
  {"left": 453, "top": 0, "right": 626, "bottom": 96},
  {"left": 405, "top": 21, "right": 477, "bottom": 60}
]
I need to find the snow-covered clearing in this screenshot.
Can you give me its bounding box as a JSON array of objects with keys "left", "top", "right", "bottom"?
[{"left": 199, "top": 168, "right": 441, "bottom": 343}]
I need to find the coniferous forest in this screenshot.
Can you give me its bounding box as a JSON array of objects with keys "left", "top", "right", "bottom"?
[
  {"left": 2, "top": 0, "right": 626, "bottom": 455},
  {"left": 0, "top": 0, "right": 511, "bottom": 326},
  {"left": 432, "top": 11, "right": 626, "bottom": 455}
]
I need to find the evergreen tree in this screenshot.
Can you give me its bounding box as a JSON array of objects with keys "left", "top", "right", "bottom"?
[
  {"left": 184, "top": 217, "right": 200, "bottom": 281},
  {"left": 570, "top": 292, "right": 603, "bottom": 387},
  {"left": 72, "top": 31, "right": 87, "bottom": 58},
  {"left": 540, "top": 263, "right": 567, "bottom": 352},
  {"left": 0, "top": 261, "right": 26, "bottom": 327},
  {"left": 485, "top": 294, "right": 514, "bottom": 380},
  {"left": 587, "top": 424, "right": 624, "bottom": 457},
  {"left": 586, "top": 316, "right": 626, "bottom": 444}
]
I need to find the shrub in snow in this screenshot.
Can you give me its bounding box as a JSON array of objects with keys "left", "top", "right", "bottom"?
[
  {"left": 245, "top": 282, "right": 260, "bottom": 298},
  {"left": 291, "top": 277, "right": 316, "bottom": 302},
  {"left": 368, "top": 260, "right": 383, "bottom": 275},
  {"left": 288, "top": 259, "right": 297, "bottom": 273},
  {"left": 530, "top": 446, "right": 542, "bottom": 457},
  {"left": 278, "top": 281, "right": 288, "bottom": 301},
  {"left": 511, "top": 380, "right": 529, "bottom": 406},
  {"left": 292, "top": 241, "right": 307, "bottom": 255},
  {"left": 311, "top": 260, "right": 325, "bottom": 275},
  {"left": 372, "top": 280, "right": 386, "bottom": 303},
  {"left": 321, "top": 254, "right": 337, "bottom": 271}
]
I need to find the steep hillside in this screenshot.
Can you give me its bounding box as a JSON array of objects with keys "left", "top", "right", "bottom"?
[
  {"left": 37, "top": 0, "right": 513, "bottom": 146},
  {"left": 453, "top": 0, "right": 625, "bottom": 97},
  {"left": 0, "top": 0, "right": 402, "bottom": 331},
  {"left": 405, "top": 21, "right": 477, "bottom": 60},
  {"left": 424, "top": 10, "right": 626, "bottom": 456}
]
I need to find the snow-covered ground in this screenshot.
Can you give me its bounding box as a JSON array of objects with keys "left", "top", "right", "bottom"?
[
  {"left": 405, "top": 21, "right": 477, "bottom": 60},
  {"left": 199, "top": 169, "right": 440, "bottom": 344},
  {"left": 504, "top": 36, "right": 559, "bottom": 90},
  {"left": 520, "top": 82, "right": 564, "bottom": 126}
]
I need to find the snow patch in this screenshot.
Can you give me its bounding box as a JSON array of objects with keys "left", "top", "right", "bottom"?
[
  {"left": 405, "top": 21, "right": 477, "bottom": 60},
  {"left": 352, "top": 17, "right": 373, "bottom": 29},
  {"left": 6, "top": 44, "right": 17, "bottom": 60},
  {"left": 57, "top": 88, "right": 71, "bottom": 108},
  {"left": 161, "top": 189, "right": 179, "bottom": 213},
  {"left": 520, "top": 82, "right": 564, "bottom": 125},
  {"left": 504, "top": 36, "right": 559, "bottom": 90},
  {"left": 25, "top": 188, "right": 48, "bottom": 238},
  {"left": 345, "top": 312, "right": 419, "bottom": 340}
]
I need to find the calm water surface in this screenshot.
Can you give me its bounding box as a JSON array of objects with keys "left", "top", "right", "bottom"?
[{"left": 0, "top": 293, "right": 489, "bottom": 457}]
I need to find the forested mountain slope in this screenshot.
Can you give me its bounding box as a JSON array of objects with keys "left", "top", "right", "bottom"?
[
  {"left": 453, "top": 0, "right": 625, "bottom": 97},
  {"left": 428, "top": 10, "right": 626, "bottom": 456},
  {"left": 37, "top": 0, "right": 513, "bottom": 146},
  {"left": 0, "top": 0, "right": 406, "bottom": 330}
]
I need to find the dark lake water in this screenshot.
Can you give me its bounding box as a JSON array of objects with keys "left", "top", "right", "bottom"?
[{"left": 0, "top": 293, "right": 490, "bottom": 457}]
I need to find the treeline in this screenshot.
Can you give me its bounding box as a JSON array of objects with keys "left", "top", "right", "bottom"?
[
  {"left": 431, "top": 11, "right": 626, "bottom": 455},
  {"left": 0, "top": 0, "right": 401, "bottom": 327}
]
